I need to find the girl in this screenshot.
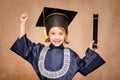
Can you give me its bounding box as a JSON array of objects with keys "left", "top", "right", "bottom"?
[{"left": 11, "top": 7, "right": 105, "bottom": 80}]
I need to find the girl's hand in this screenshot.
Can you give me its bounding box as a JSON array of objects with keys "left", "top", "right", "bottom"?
[
  {"left": 20, "top": 13, "right": 28, "bottom": 23},
  {"left": 89, "top": 40, "right": 99, "bottom": 51}
]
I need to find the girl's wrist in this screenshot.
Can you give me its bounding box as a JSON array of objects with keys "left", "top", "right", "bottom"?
[{"left": 21, "top": 22, "right": 26, "bottom": 25}]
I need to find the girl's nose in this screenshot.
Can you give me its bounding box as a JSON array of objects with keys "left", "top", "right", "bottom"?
[{"left": 55, "top": 35, "right": 60, "bottom": 39}]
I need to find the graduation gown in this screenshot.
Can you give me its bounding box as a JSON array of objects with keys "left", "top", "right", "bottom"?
[{"left": 10, "top": 34, "right": 105, "bottom": 80}]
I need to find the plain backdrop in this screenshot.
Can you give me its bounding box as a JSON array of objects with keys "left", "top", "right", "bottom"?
[{"left": 0, "top": 0, "right": 120, "bottom": 80}]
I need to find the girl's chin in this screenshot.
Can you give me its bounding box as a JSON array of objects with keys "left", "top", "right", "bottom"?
[
  {"left": 53, "top": 42, "right": 62, "bottom": 46},
  {"left": 53, "top": 44, "right": 61, "bottom": 47}
]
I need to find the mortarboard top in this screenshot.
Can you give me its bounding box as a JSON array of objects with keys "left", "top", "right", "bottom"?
[{"left": 36, "top": 7, "right": 77, "bottom": 34}]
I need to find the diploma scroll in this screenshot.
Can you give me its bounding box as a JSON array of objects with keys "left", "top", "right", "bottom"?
[{"left": 93, "top": 14, "right": 98, "bottom": 49}]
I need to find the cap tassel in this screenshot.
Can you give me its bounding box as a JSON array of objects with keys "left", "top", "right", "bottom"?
[{"left": 43, "top": 29, "right": 48, "bottom": 40}]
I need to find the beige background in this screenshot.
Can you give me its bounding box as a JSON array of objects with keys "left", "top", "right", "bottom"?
[{"left": 0, "top": 0, "right": 120, "bottom": 80}]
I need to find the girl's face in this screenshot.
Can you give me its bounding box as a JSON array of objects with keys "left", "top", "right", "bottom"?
[{"left": 48, "top": 27, "right": 67, "bottom": 47}]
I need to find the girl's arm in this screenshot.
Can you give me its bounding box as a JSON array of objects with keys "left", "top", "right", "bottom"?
[
  {"left": 11, "top": 13, "right": 45, "bottom": 59},
  {"left": 78, "top": 40, "right": 105, "bottom": 76},
  {"left": 19, "top": 13, "right": 28, "bottom": 38}
]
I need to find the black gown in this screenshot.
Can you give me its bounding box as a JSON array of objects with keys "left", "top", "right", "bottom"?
[{"left": 10, "top": 34, "right": 105, "bottom": 80}]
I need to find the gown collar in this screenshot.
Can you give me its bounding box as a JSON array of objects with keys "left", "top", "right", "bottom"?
[{"left": 49, "top": 44, "right": 64, "bottom": 49}]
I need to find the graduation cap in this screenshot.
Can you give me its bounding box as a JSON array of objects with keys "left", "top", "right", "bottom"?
[{"left": 36, "top": 7, "right": 77, "bottom": 35}]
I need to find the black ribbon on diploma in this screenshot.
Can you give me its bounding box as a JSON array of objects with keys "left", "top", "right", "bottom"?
[{"left": 93, "top": 13, "right": 98, "bottom": 49}]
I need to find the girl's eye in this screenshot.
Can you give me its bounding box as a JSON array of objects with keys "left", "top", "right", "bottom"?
[
  {"left": 59, "top": 33, "right": 63, "bottom": 35},
  {"left": 51, "top": 32, "right": 55, "bottom": 35}
]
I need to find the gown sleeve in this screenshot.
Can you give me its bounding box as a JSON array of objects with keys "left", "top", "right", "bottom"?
[
  {"left": 10, "top": 34, "right": 44, "bottom": 59},
  {"left": 78, "top": 48, "right": 105, "bottom": 76}
]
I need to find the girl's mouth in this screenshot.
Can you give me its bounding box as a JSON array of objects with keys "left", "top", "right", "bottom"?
[{"left": 53, "top": 40, "right": 61, "bottom": 45}]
